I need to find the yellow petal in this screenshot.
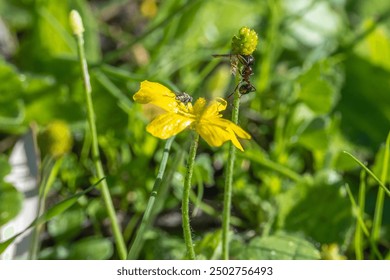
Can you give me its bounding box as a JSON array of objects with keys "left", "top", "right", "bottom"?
[
  {"left": 195, "top": 115, "right": 251, "bottom": 151},
  {"left": 196, "top": 122, "right": 245, "bottom": 151},
  {"left": 146, "top": 112, "right": 193, "bottom": 139},
  {"left": 133, "top": 80, "right": 178, "bottom": 112},
  {"left": 200, "top": 98, "right": 227, "bottom": 118},
  {"left": 192, "top": 98, "right": 207, "bottom": 115},
  {"left": 217, "top": 119, "right": 251, "bottom": 139},
  {"left": 195, "top": 122, "right": 230, "bottom": 147}
]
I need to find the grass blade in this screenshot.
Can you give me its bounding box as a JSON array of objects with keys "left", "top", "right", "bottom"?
[{"left": 343, "top": 151, "right": 390, "bottom": 197}]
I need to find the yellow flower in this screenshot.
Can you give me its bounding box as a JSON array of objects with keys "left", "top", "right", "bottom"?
[{"left": 133, "top": 81, "right": 251, "bottom": 151}]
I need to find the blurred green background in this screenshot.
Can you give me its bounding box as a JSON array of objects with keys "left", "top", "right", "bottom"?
[{"left": 0, "top": 0, "right": 389, "bottom": 260}]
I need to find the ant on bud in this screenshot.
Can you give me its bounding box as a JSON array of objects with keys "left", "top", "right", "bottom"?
[{"left": 212, "top": 54, "right": 256, "bottom": 98}]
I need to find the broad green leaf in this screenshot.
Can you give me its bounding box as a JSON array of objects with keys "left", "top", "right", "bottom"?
[
  {"left": 336, "top": 55, "right": 390, "bottom": 149},
  {"left": 297, "top": 117, "right": 330, "bottom": 151},
  {"left": 0, "top": 60, "right": 23, "bottom": 102},
  {"left": 0, "top": 183, "right": 23, "bottom": 227},
  {"left": 276, "top": 178, "right": 353, "bottom": 244},
  {"left": 355, "top": 20, "right": 390, "bottom": 71},
  {"left": 0, "top": 59, "right": 25, "bottom": 132},
  {"left": 17, "top": 1, "right": 73, "bottom": 72},
  {"left": 297, "top": 78, "right": 335, "bottom": 114},
  {"left": 23, "top": 76, "right": 84, "bottom": 125},
  {"left": 47, "top": 207, "right": 86, "bottom": 242},
  {"left": 236, "top": 233, "right": 320, "bottom": 260},
  {"left": 67, "top": 237, "right": 113, "bottom": 260},
  {"left": 295, "top": 61, "right": 338, "bottom": 114},
  {"left": 142, "top": 230, "right": 186, "bottom": 260}
]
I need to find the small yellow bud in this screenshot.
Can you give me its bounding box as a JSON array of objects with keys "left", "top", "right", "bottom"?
[
  {"left": 231, "top": 27, "right": 259, "bottom": 55},
  {"left": 141, "top": 0, "right": 158, "bottom": 19},
  {"left": 69, "top": 10, "right": 84, "bottom": 36},
  {"left": 39, "top": 120, "right": 73, "bottom": 158}
]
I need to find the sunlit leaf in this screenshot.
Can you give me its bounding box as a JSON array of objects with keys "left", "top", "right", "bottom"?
[
  {"left": 48, "top": 207, "right": 86, "bottom": 242},
  {"left": 0, "top": 183, "right": 23, "bottom": 227},
  {"left": 67, "top": 237, "right": 113, "bottom": 260},
  {"left": 236, "top": 232, "right": 320, "bottom": 260},
  {"left": 295, "top": 61, "right": 338, "bottom": 114}
]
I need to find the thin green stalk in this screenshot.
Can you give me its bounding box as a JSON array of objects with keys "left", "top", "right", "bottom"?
[
  {"left": 372, "top": 132, "right": 390, "bottom": 241},
  {"left": 222, "top": 74, "right": 241, "bottom": 260},
  {"left": 182, "top": 133, "right": 199, "bottom": 260},
  {"left": 343, "top": 151, "right": 390, "bottom": 197},
  {"left": 345, "top": 184, "right": 382, "bottom": 259},
  {"left": 127, "top": 137, "right": 174, "bottom": 259},
  {"left": 355, "top": 171, "right": 366, "bottom": 260},
  {"left": 72, "top": 13, "right": 127, "bottom": 260}
]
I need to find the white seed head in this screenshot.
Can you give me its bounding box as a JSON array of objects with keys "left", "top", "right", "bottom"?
[{"left": 69, "top": 10, "right": 84, "bottom": 36}]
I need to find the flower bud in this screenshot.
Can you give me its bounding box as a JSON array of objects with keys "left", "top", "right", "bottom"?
[
  {"left": 69, "top": 10, "right": 84, "bottom": 36},
  {"left": 231, "top": 27, "right": 258, "bottom": 55},
  {"left": 39, "top": 120, "right": 73, "bottom": 158}
]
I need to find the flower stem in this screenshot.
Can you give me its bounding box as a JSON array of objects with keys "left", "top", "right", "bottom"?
[
  {"left": 182, "top": 133, "right": 199, "bottom": 260},
  {"left": 222, "top": 74, "right": 241, "bottom": 260},
  {"left": 127, "top": 137, "right": 174, "bottom": 259},
  {"left": 73, "top": 28, "right": 127, "bottom": 260}
]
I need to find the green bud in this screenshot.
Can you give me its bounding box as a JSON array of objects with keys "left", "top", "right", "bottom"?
[
  {"left": 69, "top": 10, "right": 84, "bottom": 36},
  {"left": 231, "top": 27, "right": 258, "bottom": 55}
]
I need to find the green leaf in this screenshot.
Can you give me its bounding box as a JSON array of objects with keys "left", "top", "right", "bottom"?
[
  {"left": 47, "top": 207, "right": 86, "bottom": 242},
  {"left": 297, "top": 117, "right": 330, "bottom": 151},
  {"left": 0, "top": 59, "right": 25, "bottom": 132},
  {"left": 336, "top": 55, "right": 390, "bottom": 149},
  {"left": 193, "top": 154, "right": 214, "bottom": 186},
  {"left": 295, "top": 61, "right": 338, "bottom": 114},
  {"left": 142, "top": 230, "right": 186, "bottom": 260},
  {"left": 236, "top": 232, "right": 320, "bottom": 260},
  {"left": 0, "top": 155, "right": 11, "bottom": 178},
  {"left": 0, "top": 183, "right": 23, "bottom": 227},
  {"left": 276, "top": 178, "right": 353, "bottom": 244},
  {"left": 355, "top": 20, "right": 390, "bottom": 71},
  {"left": 17, "top": 1, "right": 74, "bottom": 71},
  {"left": 195, "top": 229, "right": 221, "bottom": 260},
  {"left": 298, "top": 79, "right": 335, "bottom": 114},
  {"left": 35, "top": 179, "right": 102, "bottom": 225},
  {"left": 0, "top": 178, "right": 103, "bottom": 254},
  {"left": 23, "top": 76, "right": 84, "bottom": 125},
  {"left": 67, "top": 237, "right": 113, "bottom": 260}
]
